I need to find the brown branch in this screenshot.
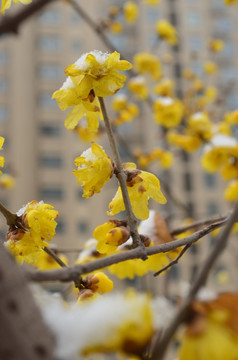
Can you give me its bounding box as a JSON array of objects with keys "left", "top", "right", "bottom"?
[
  {"left": 150, "top": 204, "right": 238, "bottom": 360},
  {"left": 99, "top": 97, "right": 145, "bottom": 253},
  {"left": 0, "top": 201, "right": 27, "bottom": 230},
  {"left": 170, "top": 214, "right": 228, "bottom": 236},
  {"left": 26, "top": 217, "right": 226, "bottom": 283},
  {"left": 153, "top": 244, "right": 191, "bottom": 277},
  {"left": 0, "top": 0, "right": 56, "bottom": 36},
  {"left": 43, "top": 247, "right": 67, "bottom": 268}
]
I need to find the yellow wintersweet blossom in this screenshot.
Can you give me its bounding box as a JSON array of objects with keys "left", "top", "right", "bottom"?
[
  {"left": 123, "top": 1, "right": 139, "bottom": 24},
  {"left": 34, "top": 250, "right": 68, "bottom": 270},
  {"left": 0, "top": 174, "right": 15, "bottom": 189},
  {"left": 224, "top": 110, "right": 238, "bottom": 125},
  {"left": 82, "top": 272, "right": 114, "bottom": 295},
  {"left": 182, "top": 68, "right": 195, "bottom": 80},
  {"left": 205, "top": 86, "right": 217, "bottom": 102},
  {"left": 187, "top": 112, "right": 213, "bottom": 141},
  {"left": 135, "top": 148, "right": 174, "bottom": 169},
  {"left": 108, "top": 163, "right": 166, "bottom": 220},
  {"left": 112, "top": 95, "right": 139, "bottom": 126},
  {"left": 110, "top": 21, "right": 123, "bottom": 34},
  {"left": 156, "top": 20, "right": 178, "bottom": 45},
  {"left": 133, "top": 52, "right": 162, "bottom": 79},
  {"left": 0, "top": 136, "right": 5, "bottom": 174},
  {"left": 52, "top": 77, "right": 103, "bottom": 132},
  {"left": 1, "top": 0, "right": 32, "bottom": 14},
  {"left": 94, "top": 220, "right": 130, "bottom": 254},
  {"left": 127, "top": 76, "right": 148, "bottom": 99},
  {"left": 153, "top": 97, "right": 184, "bottom": 128},
  {"left": 143, "top": 0, "right": 160, "bottom": 5},
  {"left": 167, "top": 131, "right": 202, "bottom": 152},
  {"left": 153, "top": 78, "right": 174, "bottom": 97},
  {"left": 209, "top": 39, "right": 224, "bottom": 53},
  {"left": 224, "top": 0, "right": 238, "bottom": 5},
  {"left": 224, "top": 180, "right": 238, "bottom": 201},
  {"left": 203, "top": 61, "right": 218, "bottom": 75},
  {"left": 73, "top": 143, "right": 114, "bottom": 198},
  {"left": 64, "top": 51, "right": 132, "bottom": 99},
  {"left": 5, "top": 201, "right": 58, "bottom": 264},
  {"left": 179, "top": 293, "right": 238, "bottom": 360},
  {"left": 74, "top": 125, "right": 100, "bottom": 142}
]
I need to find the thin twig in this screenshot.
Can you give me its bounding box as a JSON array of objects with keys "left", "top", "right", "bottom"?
[
  {"left": 150, "top": 204, "right": 238, "bottom": 360},
  {"left": 0, "top": 0, "right": 56, "bottom": 35},
  {"left": 26, "top": 217, "right": 227, "bottom": 283},
  {"left": 153, "top": 244, "right": 191, "bottom": 277},
  {"left": 99, "top": 97, "right": 145, "bottom": 252},
  {"left": 43, "top": 247, "right": 67, "bottom": 268},
  {"left": 170, "top": 214, "right": 228, "bottom": 236}
]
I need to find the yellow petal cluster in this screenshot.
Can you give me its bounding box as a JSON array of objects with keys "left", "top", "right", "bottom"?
[
  {"left": 94, "top": 220, "right": 130, "bottom": 254},
  {"left": 133, "top": 52, "right": 162, "bottom": 79},
  {"left": 64, "top": 51, "right": 132, "bottom": 99},
  {"left": 167, "top": 131, "right": 202, "bottom": 152},
  {"left": 127, "top": 76, "right": 149, "bottom": 99},
  {"left": 0, "top": 174, "right": 15, "bottom": 189},
  {"left": 224, "top": 0, "right": 238, "bottom": 5},
  {"left": 179, "top": 294, "right": 238, "bottom": 360},
  {"left": 224, "top": 180, "right": 238, "bottom": 201},
  {"left": 153, "top": 97, "right": 184, "bottom": 128},
  {"left": 134, "top": 148, "right": 173, "bottom": 169},
  {"left": 112, "top": 95, "right": 139, "bottom": 126},
  {"left": 123, "top": 1, "right": 139, "bottom": 24},
  {"left": 153, "top": 78, "right": 174, "bottom": 97},
  {"left": 73, "top": 143, "right": 114, "bottom": 198},
  {"left": 156, "top": 20, "right": 178, "bottom": 45},
  {"left": 5, "top": 201, "right": 58, "bottom": 264},
  {"left": 108, "top": 163, "right": 166, "bottom": 220},
  {"left": 203, "top": 61, "right": 218, "bottom": 75},
  {"left": 1, "top": 0, "right": 32, "bottom": 14},
  {"left": 187, "top": 112, "right": 213, "bottom": 141},
  {"left": 0, "top": 136, "right": 5, "bottom": 174},
  {"left": 143, "top": 0, "right": 160, "bottom": 5},
  {"left": 209, "top": 39, "right": 224, "bottom": 52}
]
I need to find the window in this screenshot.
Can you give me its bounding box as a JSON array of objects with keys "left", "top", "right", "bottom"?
[
  {"left": 37, "top": 64, "right": 61, "bottom": 80},
  {"left": 0, "top": 50, "right": 8, "bottom": 65},
  {"left": 0, "top": 78, "right": 8, "bottom": 93},
  {"left": 170, "top": 12, "right": 177, "bottom": 26},
  {"left": 38, "top": 93, "right": 58, "bottom": 109},
  {"left": 77, "top": 220, "right": 89, "bottom": 234},
  {"left": 37, "top": 36, "right": 62, "bottom": 52},
  {"left": 39, "top": 155, "right": 63, "bottom": 168},
  {"left": 0, "top": 106, "right": 8, "bottom": 122},
  {"left": 189, "top": 37, "right": 203, "bottom": 52},
  {"left": 207, "top": 202, "right": 219, "bottom": 216},
  {"left": 184, "top": 172, "right": 192, "bottom": 192},
  {"left": 71, "top": 40, "right": 82, "bottom": 53},
  {"left": 169, "top": 266, "right": 179, "bottom": 280},
  {"left": 37, "top": 10, "right": 61, "bottom": 25},
  {"left": 227, "top": 94, "right": 238, "bottom": 110},
  {"left": 174, "top": 63, "right": 182, "bottom": 77},
  {"left": 39, "top": 124, "right": 62, "bottom": 137},
  {"left": 187, "top": 12, "right": 200, "bottom": 27},
  {"left": 56, "top": 220, "right": 65, "bottom": 234},
  {"left": 204, "top": 173, "right": 216, "bottom": 188},
  {"left": 39, "top": 187, "right": 63, "bottom": 200}
]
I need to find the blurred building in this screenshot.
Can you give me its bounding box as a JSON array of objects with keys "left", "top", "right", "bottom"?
[{"left": 0, "top": 0, "right": 237, "bottom": 292}]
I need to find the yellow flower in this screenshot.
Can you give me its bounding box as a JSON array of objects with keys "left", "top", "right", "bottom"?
[
  {"left": 123, "top": 2, "right": 139, "bottom": 24},
  {"left": 108, "top": 163, "right": 166, "bottom": 220},
  {"left": 143, "top": 0, "right": 160, "bottom": 5},
  {"left": 110, "top": 21, "right": 123, "bottom": 34},
  {"left": 112, "top": 95, "right": 139, "bottom": 126},
  {"left": 34, "top": 249, "right": 68, "bottom": 270},
  {"left": 82, "top": 272, "right": 114, "bottom": 295},
  {"left": 52, "top": 78, "right": 103, "bottom": 133},
  {"left": 224, "top": 110, "right": 238, "bottom": 125},
  {"left": 203, "top": 61, "right": 218, "bottom": 74},
  {"left": 153, "top": 78, "right": 174, "bottom": 97},
  {"left": 74, "top": 125, "right": 100, "bottom": 142},
  {"left": 64, "top": 51, "right": 132, "bottom": 99},
  {"left": 153, "top": 97, "right": 184, "bottom": 128},
  {"left": 187, "top": 112, "right": 213, "bottom": 141},
  {"left": 0, "top": 174, "right": 15, "bottom": 189},
  {"left": 73, "top": 143, "right": 114, "bottom": 198},
  {"left": 224, "top": 0, "right": 238, "bottom": 5},
  {"left": 0, "top": 136, "right": 5, "bottom": 174},
  {"left": 209, "top": 39, "right": 224, "bottom": 52},
  {"left": 5, "top": 201, "right": 58, "bottom": 264},
  {"left": 133, "top": 52, "right": 162, "bottom": 79},
  {"left": 205, "top": 86, "right": 217, "bottom": 102},
  {"left": 0, "top": 0, "right": 32, "bottom": 14},
  {"left": 167, "top": 131, "right": 202, "bottom": 152},
  {"left": 156, "top": 20, "right": 178, "bottom": 45},
  {"left": 224, "top": 180, "right": 238, "bottom": 201},
  {"left": 127, "top": 76, "right": 148, "bottom": 99},
  {"left": 179, "top": 294, "right": 238, "bottom": 360},
  {"left": 94, "top": 220, "right": 130, "bottom": 254},
  {"left": 182, "top": 68, "right": 195, "bottom": 80}
]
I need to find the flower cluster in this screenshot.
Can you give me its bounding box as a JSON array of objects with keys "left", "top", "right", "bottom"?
[{"left": 5, "top": 201, "right": 58, "bottom": 264}]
